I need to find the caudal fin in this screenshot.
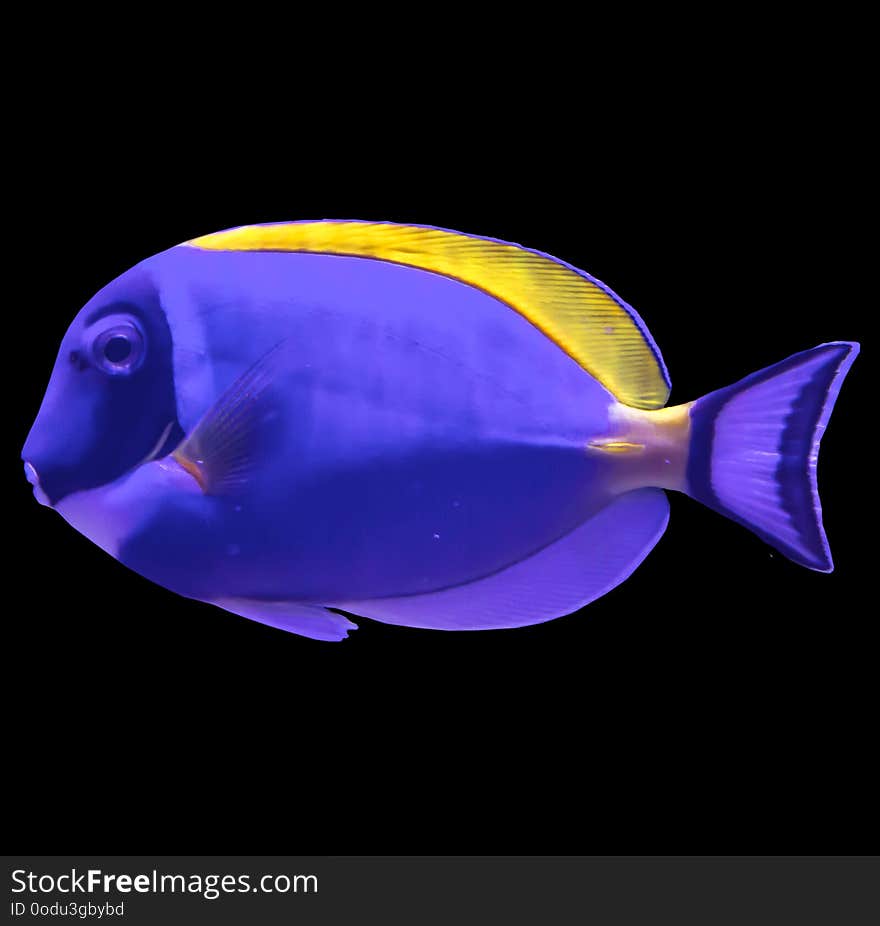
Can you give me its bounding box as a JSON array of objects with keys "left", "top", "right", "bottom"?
[{"left": 686, "top": 342, "right": 859, "bottom": 571}]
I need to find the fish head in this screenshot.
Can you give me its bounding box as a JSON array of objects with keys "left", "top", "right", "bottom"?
[{"left": 22, "top": 265, "right": 181, "bottom": 507}]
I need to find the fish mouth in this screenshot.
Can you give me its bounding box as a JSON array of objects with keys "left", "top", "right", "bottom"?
[{"left": 23, "top": 460, "right": 53, "bottom": 507}]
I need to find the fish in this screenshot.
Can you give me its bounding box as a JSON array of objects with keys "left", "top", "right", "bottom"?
[{"left": 22, "top": 220, "right": 859, "bottom": 641}]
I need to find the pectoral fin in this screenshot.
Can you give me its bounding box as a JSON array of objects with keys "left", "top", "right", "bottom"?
[{"left": 172, "top": 343, "right": 286, "bottom": 495}]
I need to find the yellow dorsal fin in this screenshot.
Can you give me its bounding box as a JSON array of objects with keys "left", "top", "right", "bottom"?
[{"left": 186, "top": 221, "right": 670, "bottom": 408}]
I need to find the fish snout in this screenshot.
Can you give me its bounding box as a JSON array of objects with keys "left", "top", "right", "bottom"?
[{"left": 23, "top": 459, "right": 53, "bottom": 507}]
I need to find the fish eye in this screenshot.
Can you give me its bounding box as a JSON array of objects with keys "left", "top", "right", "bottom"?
[{"left": 92, "top": 321, "right": 145, "bottom": 375}]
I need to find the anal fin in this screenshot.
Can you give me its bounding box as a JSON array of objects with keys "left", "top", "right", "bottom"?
[{"left": 333, "top": 489, "right": 670, "bottom": 630}]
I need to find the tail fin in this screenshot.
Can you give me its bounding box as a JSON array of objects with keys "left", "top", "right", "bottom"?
[{"left": 685, "top": 342, "right": 859, "bottom": 572}]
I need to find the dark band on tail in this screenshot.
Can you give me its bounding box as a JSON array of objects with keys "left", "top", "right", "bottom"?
[{"left": 686, "top": 342, "right": 858, "bottom": 572}]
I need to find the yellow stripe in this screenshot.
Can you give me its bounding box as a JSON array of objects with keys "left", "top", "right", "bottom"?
[
  {"left": 587, "top": 440, "right": 646, "bottom": 453},
  {"left": 187, "top": 221, "right": 669, "bottom": 408}
]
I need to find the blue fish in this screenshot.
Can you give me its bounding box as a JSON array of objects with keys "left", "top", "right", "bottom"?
[{"left": 23, "top": 221, "right": 859, "bottom": 640}]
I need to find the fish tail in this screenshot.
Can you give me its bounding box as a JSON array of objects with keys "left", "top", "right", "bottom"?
[{"left": 685, "top": 342, "right": 859, "bottom": 571}]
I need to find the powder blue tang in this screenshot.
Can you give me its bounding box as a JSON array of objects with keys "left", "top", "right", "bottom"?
[{"left": 22, "top": 221, "right": 859, "bottom": 640}]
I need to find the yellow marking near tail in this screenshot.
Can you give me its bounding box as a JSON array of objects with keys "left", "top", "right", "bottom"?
[
  {"left": 603, "top": 402, "right": 694, "bottom": 494},
  {"left": 587, "top": 440, "right": 646, "bottom": 453},
  {"left": 186, "top": 221, "right": 670, "bottom": 409}
]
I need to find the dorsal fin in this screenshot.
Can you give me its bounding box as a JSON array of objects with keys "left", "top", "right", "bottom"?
[{"left": 186, "top": 220, "right": 670, "bottom": 408}]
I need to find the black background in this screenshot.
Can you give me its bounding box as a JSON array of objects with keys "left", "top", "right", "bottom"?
[{"left": 6, "top": 63, "right": 871, "bottom": 859}]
